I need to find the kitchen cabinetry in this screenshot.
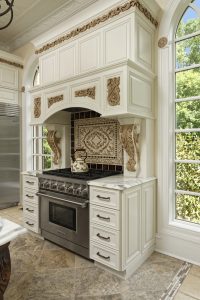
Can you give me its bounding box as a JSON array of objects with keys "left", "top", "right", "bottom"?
[
  {"left": 22, "top": 174, "right": 40, "bottom": 234},
  {"left": 0, "top": 50, "right": 23, "bottom": 105},
  {"left": 89, "top": 178, "right": 156, "bottom": 278}
]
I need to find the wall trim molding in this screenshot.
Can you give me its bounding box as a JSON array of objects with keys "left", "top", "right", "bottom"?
[
  {"left": 35, "top": 0, "right": 158, "bottom": 55},
  {"left": 0, "top": 57, "right": 23, "bottom": 69}
]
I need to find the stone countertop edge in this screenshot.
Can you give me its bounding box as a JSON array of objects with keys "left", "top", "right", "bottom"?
[
  {"left": 87, "top": 175, "right": 156, "bottom": 190},
  {"left": 0, "top": 219, "right": 27, "bottom": 246}
]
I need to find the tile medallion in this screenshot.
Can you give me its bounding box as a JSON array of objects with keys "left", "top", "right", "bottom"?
[{"left": 74, "top": 117, "right": 122, "bottom": 165}]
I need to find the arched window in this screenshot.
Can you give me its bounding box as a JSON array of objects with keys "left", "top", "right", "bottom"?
[{"left": 175, "top": 0, "right": 200, "bottom": 224}]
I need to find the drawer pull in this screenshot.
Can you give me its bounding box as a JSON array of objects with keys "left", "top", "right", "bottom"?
[
  {"left": 97, "top": 233, "right": 110, "bottom": 241},
  {"left": 96, "top": 214, "right": 110, "bottom": 221},
  {"left": 26, "top": 181, "right": 34, "bottom": 184},
  {"left": 97, "top": 195, "right": 110, "bottom": 201},
  {"left": 26, "top": 221, "right": 34, "bottom": 226},
  {"left": 26, "top": 194, "right": 34, "bottom": 198},
  {"left": 97, "top": 252, "right": 110, "bottom": 261},
  {"left": 26, "top": 208, "right": 34, "bottom": 213}
]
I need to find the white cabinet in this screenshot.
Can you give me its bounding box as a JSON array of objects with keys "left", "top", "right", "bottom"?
[
  {"left": 0, "top": 64, "right": 18, "bottom": 89},
  {"left": 89, "top": 179, "right": 156, "bottom": 278},
  {"left": 23, "top": 174, "right": 40, "bottom": 234},
  {"left": 58, "top": 43, "right": 77, "bottom": 80},
  {"left": 40, "top": 51, "right": 58, "bottom": 85}
]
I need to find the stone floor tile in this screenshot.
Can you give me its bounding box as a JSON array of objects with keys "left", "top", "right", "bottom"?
[
  {"left": 180, "top": 274, "right": 200, "bottom": 299},
  {"left": 75, "top": 294, "right": 123, "bottom": 300},
  {"left": 75, "top": 254, "right": 94, "bottom": 268},
  {"left": 189, "top": 265, "right": 200, "bottom": 279},
  {"left": 37, "top": 248, "right": 75, "bottom": 271},
  {"left": 10, "top": 232, "right": 45, "bottom": 252},
  {"left": 10, "top": 249, "right": 43, "bottom": 273},
  {"left": 174, "top": 291, "right": 197, "bottom": 300},
  {"left": 74, "top": 266, "right": 128, "bottom": 298}
]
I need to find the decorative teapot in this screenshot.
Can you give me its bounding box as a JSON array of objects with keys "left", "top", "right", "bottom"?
[{"left": 71, "top": 148, "right": 89, "bottom": 173}]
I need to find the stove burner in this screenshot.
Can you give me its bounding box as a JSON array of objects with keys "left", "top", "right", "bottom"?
[{"left": 43, "top": 168, "right": 122, "bottom": 180}]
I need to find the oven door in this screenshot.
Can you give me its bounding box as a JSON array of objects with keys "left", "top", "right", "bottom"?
[{"left": 39, "top": 190, "right": 89, "bottom": 249}]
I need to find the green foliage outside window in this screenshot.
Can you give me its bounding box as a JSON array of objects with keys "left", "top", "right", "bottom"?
[{"left": 175, "top": 8, "right": 200, "bottom": 224}]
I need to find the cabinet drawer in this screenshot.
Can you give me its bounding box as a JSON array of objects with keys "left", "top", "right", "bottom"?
[
  {"left": 23, "top": 216, "right": 39, "bottom": 233},
  {"left": 90, "top": 242, "right": 120, "bottom": 271},
  {"left": 23, "top": 202, "right": 39, "bottom": 219},
  {"left": 23, "top": 175, "right": 38, "bottom": 191},
  {"left": 90, "top": 205, "right": 120, "bottom": 230},
  {"left": 90, "top": 187, "right": 120, "bottom": 210},
  {"left": 90, "top": 223, "right": 119, "bottom": 250},
  {"left": 23, "top": 190, "right": 38, "bottom": 206}
]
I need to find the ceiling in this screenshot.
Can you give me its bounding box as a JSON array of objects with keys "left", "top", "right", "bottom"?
[
  {"left": 0, "top": 0, "right": 98, "bottom": 52},
  {"left": 0, "top": 0, "right": 167, "bottom": 53}
]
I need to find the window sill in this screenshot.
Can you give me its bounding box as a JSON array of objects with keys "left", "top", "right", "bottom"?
[{"left": 169, "top": 219, "right": 200, "bottom": 233}]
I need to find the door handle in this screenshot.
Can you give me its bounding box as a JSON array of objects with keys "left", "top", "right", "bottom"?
[
  {"left": 96, "top": 214, "right": 110, "bottom": 221},
  {"left": 96, "top": 233, "right": 110, "bottom": 241},
  {"left": 96, "top": 252, "right": 110, "bottom": 260}
]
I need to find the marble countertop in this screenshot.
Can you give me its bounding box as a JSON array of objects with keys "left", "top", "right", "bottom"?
[
  {"left": 88, "top": 175, "right": 156, "bottom": 190},
  {"left": 0, "top": 218, "right": 27, "bottom": 246}
]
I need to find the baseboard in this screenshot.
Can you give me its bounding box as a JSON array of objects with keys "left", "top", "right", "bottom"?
[{"left": 156, "top": 232, "right": 200, "bottom": 266}]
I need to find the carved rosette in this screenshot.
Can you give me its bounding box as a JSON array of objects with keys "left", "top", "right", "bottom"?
[
  {"left": 48, "top": 95, "right": 64, "bottom": 109},
  {"left": 158, "top": 37, "right": 168, "bottom": 48},
  {"left": 35, "top": 0, "right": 158, "bottom": 54},
  {"left": 34, "top": 97, "right": 41, "bottom": 119},
  {"left": 75, "top": 87, "right": 96, "bottom": 100},
  {"left": 107, "top": 77, "right": 120, "bottom": 106},
  {"left": 120, "top": 123, "right": 141, "bottom": 172},
  {"left": 47, "top": 130, "right": 61, "bottom": 165}
]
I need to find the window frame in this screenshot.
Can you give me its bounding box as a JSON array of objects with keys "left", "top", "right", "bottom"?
[{"left": 174, "top": 0, "right": 200, "bottom": 225}]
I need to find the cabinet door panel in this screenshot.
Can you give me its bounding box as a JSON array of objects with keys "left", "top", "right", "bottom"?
[
  {"left": 59, "top": 44, "right": 76, "bottom": 79},
  {"left": 40, "top": 52, "right": 58, "bottom": 85},
  {"left": 0, "top": 65, "right": 18, "bottom": 89},
  {"left": 79, "top": 33, "right": 101, "bottom": 73}
]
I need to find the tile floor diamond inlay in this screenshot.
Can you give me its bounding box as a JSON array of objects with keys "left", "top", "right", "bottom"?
[{"left": 0, "top": 206, "right": 199, "bottom": 300}]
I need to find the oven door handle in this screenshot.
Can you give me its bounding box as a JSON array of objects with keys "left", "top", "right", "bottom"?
[{"left": 36, "top": 192, "right": 88, "bottom": 208}]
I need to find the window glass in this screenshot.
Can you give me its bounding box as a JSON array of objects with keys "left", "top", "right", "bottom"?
[
  {"left": 176, "top": 7, "right": 200, "bottom": 38},
  {"left": 176, "top": 100, "right": 200, "bottom": 129},
  {"left": 176, "top": 132, "right": 200, "bottom": 160},
  {"left": 176, "top": 68, "right": 200, "bottom": 99},
  {"left": 176, "top": 35, "right": 200, "bottom": 69},
  {"left": 176, "top": 163, "right": 200, "bottom": 193},
  {"left": 176, "top": 194, "right": 200, "bottom": 224}
]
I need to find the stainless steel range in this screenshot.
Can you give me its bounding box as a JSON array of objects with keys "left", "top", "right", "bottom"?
[{"left": 38, "top": 168, "right": 122, "bottom": 259}]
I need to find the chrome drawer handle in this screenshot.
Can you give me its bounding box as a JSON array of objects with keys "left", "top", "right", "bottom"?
[
  {"left": 26, "top": 221, "right": 34, "bottom": 226},
  {"left": 96, "top": 214, "right": 110, "bottom": 221},
  {"left": 97, "top": 233, "right": 110, "bottom": 241},
  {"left": 97, "top": 195, "right": 110, "bottom": 201},
  {"left": 26, "top": 181, "right": 34, "bottom": 184},
  {"left": 26, "top": 194, "right": 34, "bottom": 198},
  {"left": 26, "top": 208, "right": 34, "bottom": 213},
  {"left": 97, "top": 252, "right": 110, "bottom": 261}
]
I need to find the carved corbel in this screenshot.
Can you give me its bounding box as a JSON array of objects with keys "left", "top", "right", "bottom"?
[
  {"left": 47, "top": 130, "right": 61, "bottom": 165},
  {"left": 120, "top": 123, "right": 141, "bottom": 172}
]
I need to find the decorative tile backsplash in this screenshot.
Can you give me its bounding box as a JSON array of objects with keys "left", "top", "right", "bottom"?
[{"left": 71, "top": 110, "right": 123, "bottom": 171}]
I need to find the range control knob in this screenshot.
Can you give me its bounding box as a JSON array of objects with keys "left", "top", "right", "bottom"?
[
  {"left": 81, "top": 186, "right": 88, "bottom": 198},
  {"left": 51, "top": 181, "right": 58, "bottom": 189},
  {"left": 44, "top": 181, "right": 50, "bottom": 189}
]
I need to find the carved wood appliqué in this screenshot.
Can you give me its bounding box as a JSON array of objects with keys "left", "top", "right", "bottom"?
[
  {"left": 75, "top": 87, "right": 96, "bottom": 100},
  {"left": 48, "top": 95, "right": 64, "bottom": 109},
  {"left": 47, "top": 130, "right": 61, "bottom": 165},
  {"left": 120, "top": 123, "right": 141, "bottom": 172},
  {"left": 107, "top": 77, "right": 120, "bottom": 106},
  {"left": 34, "top": 97, "right": 41, "bottom": 118}
]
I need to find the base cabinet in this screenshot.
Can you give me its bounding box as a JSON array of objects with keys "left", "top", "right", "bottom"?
[
  {"left": 89, "top": 179, "right": 156, "bottom": 277},
  {"left": 22, "top": 174, "right": 40, "bottom": 234}
]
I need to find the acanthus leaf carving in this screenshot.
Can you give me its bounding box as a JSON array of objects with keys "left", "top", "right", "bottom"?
[
  {"left": 34, "top": 97, "right": 41, "bottom": 119},
  {"left": 75, "top": 87, "right": 96, "bottom": 100},
  {"left": 107, "top": 77, "right": 120, "bottom": 106},
  {"left": 47, "top": 130, "right": 61, "bottom": 165},
  {"left": 120, "top": 122, "right": 141, "bottom": 172},
  {"left": 48, "top": 95, "right": 64, "bottom": 109}
]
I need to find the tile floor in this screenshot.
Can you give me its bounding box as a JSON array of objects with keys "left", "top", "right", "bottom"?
[{"left": 0, "top": 206, "right": 200, "bottom": 300}]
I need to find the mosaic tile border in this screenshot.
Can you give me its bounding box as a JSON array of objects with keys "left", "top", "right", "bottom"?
[{"left": 160, "top": 261, "right": 192, "bottom": 300}]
